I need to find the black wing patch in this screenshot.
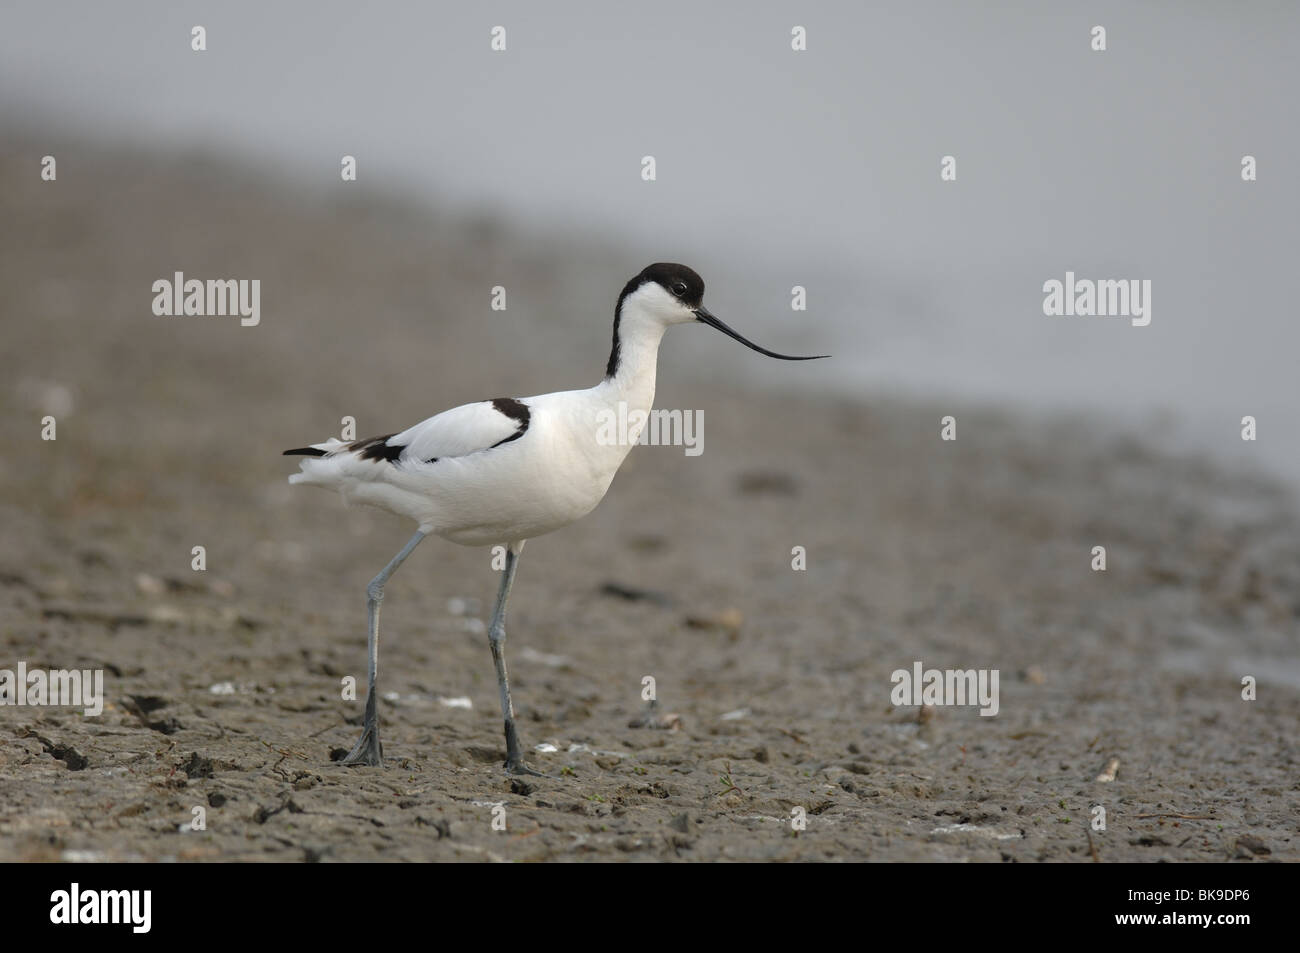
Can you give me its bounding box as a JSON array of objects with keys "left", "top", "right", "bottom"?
[
  {"left": 350, "top": 433, "right": 405, "bottom": 463},
  {"left": 487, "top": 398, "right": 531, "bottom": 449}
]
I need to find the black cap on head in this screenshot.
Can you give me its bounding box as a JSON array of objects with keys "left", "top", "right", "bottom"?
[
  {"left": 608, "top": 263, "right": 704, "bottom": 378},
  {"left": 606, "top": 261, "right": 828, "bottom": 378},
  {"left": 621, "top": 262, "right": 705, "bottom": 310}
]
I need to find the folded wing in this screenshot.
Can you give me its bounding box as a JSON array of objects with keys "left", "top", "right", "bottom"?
[{"left": 285, "top": 397, "right": 531, "bottom": 466}]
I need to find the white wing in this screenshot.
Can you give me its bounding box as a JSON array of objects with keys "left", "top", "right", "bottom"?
[{"left": 358, "top": 398, "right": 530, "bottom": 465}]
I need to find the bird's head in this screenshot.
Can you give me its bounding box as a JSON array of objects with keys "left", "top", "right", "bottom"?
[{"left": 617, "top": 262, "right": 829, "bottom": 360}]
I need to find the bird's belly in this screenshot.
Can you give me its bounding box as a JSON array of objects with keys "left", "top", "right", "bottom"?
[{"left": 427, "top": 444, "right": 618, "bottom": 546}]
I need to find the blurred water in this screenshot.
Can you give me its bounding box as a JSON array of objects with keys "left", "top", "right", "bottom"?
[{"left": 2, "top": 0, "right": 1296, "bottom": 488}]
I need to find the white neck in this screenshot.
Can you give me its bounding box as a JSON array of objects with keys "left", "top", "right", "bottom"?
[{"left": 593, "top": 306, "right": 666, "bottom": 416}]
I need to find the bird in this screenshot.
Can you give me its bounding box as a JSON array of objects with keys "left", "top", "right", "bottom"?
[{"left": 284, "top": 263, "right": 827, "bottom": 775}]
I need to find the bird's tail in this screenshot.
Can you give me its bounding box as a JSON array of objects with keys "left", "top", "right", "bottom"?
[
  {"left": 283, "top": 438, "right": 347, "bottom": 457},
  {"left": 284, "top": 438, "right": 349, "bottom": 486}
]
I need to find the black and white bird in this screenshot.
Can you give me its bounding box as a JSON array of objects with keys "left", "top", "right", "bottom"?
[{"left": 284, "top": 263, "right": 827, "bottom": 774}]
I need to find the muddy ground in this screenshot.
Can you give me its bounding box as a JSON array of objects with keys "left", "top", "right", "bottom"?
[{"left": 0, "top": 144, "right": 1297, "bottom": 862}]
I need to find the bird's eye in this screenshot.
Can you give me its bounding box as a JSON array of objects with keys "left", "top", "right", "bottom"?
[{"left": 672, "top": 282, "right": 688, "bottom": 296}]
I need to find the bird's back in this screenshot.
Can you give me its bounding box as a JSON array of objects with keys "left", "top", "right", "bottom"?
[{"left": 286, "top": 385, "right": 633, "bottom": 546}]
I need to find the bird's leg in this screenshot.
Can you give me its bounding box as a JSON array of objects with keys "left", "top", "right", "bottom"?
[
  {"left": 342, "top": 530, "right": 426, "bottom": 767},
  {"left": 487, "top": 542, "right": 553, "bottom": 778}
]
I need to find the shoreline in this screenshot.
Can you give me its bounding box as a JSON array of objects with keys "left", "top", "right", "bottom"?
[{"left": 1, "top": 145, "right": 1297, "bottom": 862}]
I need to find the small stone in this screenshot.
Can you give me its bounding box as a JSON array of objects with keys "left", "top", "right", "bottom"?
[
  {"left": 135, "top": 573, "right": 165, "bottom": 597},
  {"left": 1235, "top": 835, "right": 1270, "bottom": 857},
  {"left": 628, "top": 711, "right": 683, "bottom": 731},
  {"left": 1094, "top": 757, "right": 1120, "bottom": 783},
  {"left": 684, "top": 608, "right": 744, "bottom": 635}
]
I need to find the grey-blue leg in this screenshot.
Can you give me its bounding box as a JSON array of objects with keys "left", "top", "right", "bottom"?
[
  {"left": 342, "top": 530, "right": 426, "bottom": 767},
  {"left": 487, "top": 542, "right": 551, "bottom": 777}
]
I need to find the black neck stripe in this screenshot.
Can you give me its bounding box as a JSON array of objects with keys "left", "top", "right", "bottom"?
[{"left": 605, "top": 264, "right": 704, "bottom": 380}]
